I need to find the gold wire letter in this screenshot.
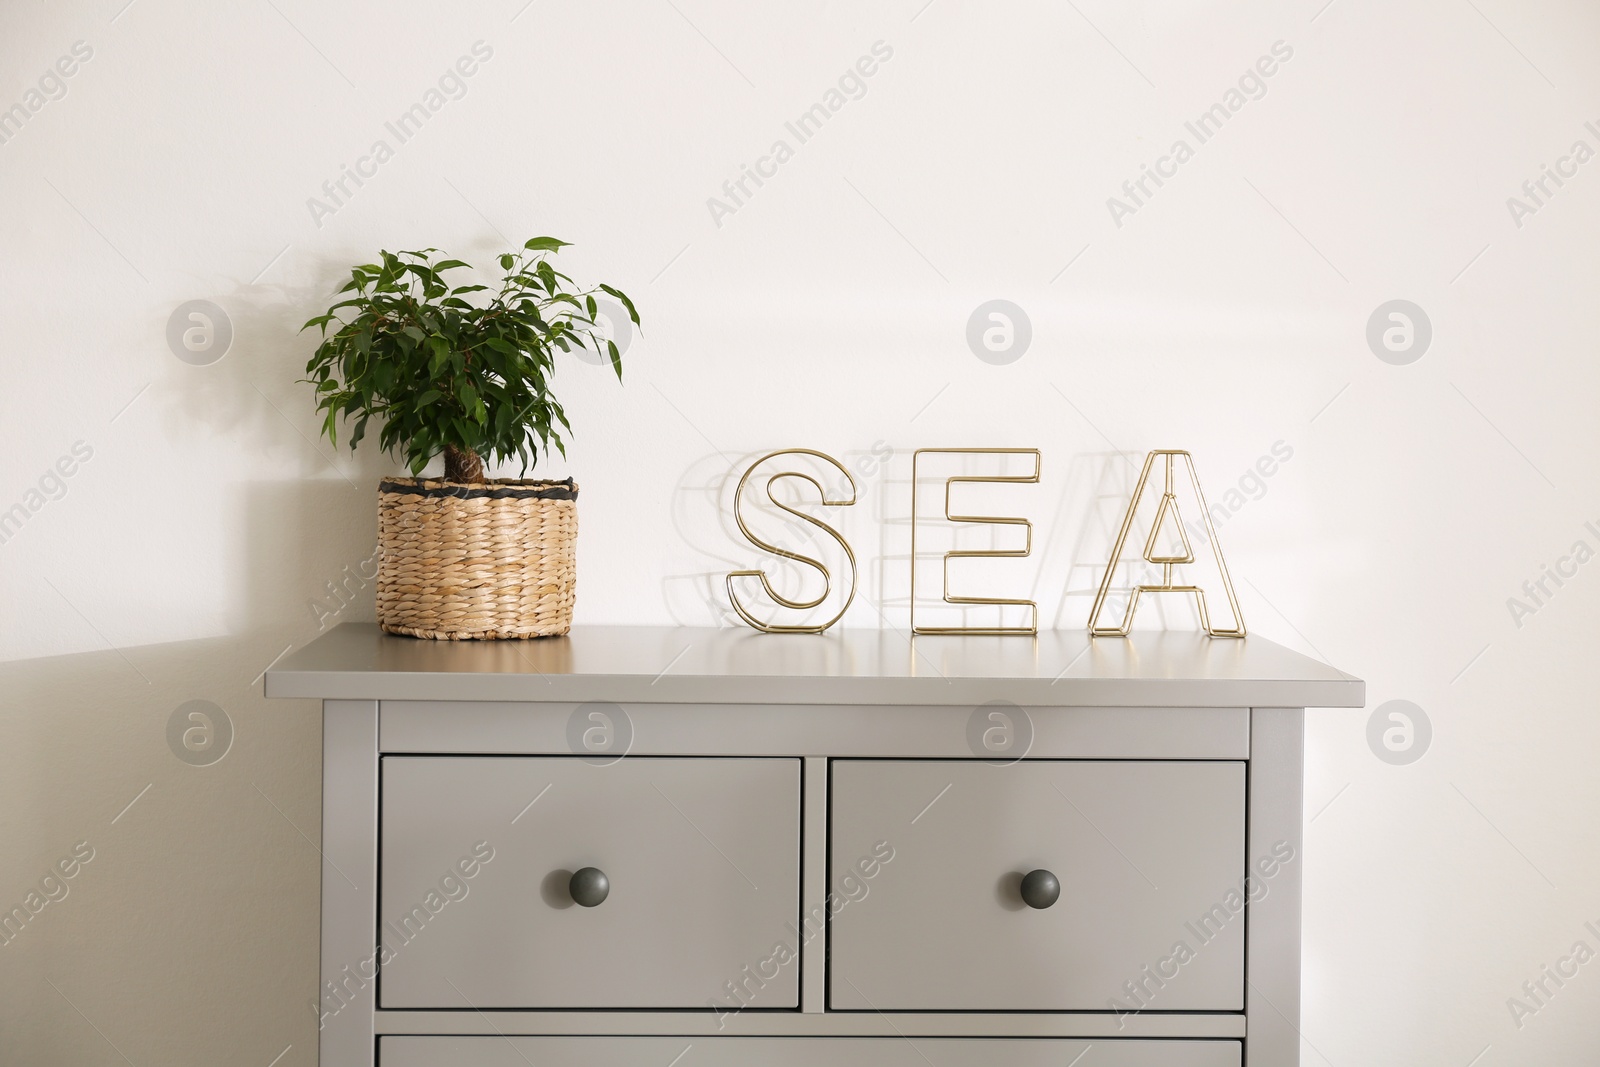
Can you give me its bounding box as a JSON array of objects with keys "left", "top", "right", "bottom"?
[
  {"left": 910, "top": 448, "right": 1041, "bottom": 636},
  {"left": 1087, "top": 449, "right": 1245, "bottom": 637},
  {"left": 726, "top": 449, "right": 858, "bottom": 634}
]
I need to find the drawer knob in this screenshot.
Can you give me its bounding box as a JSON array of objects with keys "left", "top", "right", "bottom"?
[
  {"left": 1020, "top": 869, "right": 1060, "bottom": 910},
  {"left": 569, "top": 867, "right": 610, "bottom": 907}
]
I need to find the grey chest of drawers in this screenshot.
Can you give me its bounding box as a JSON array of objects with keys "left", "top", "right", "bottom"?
[{"left": 266, "top": 624, "right": 1363, "bottom": 1067}]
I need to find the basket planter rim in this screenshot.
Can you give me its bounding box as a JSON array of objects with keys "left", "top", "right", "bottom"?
[{"left": 379, "top": 476, "right": 578, "bottom": 502}]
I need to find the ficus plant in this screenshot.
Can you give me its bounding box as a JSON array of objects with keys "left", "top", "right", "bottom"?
[{"left": 301, "top": 238, "right": 639, "bottom": 483}]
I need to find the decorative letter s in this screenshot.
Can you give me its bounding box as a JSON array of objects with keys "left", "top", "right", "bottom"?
[{"left": 726, "top": 449, "right": 858, "bottom": 633}]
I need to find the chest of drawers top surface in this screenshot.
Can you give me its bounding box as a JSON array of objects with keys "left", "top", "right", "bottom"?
[{"left": 265, "top": 623, "right": 1362, "bottom": 707}]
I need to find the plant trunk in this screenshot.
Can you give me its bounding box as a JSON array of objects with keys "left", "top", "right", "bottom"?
[{"left": 443, "top": 445, "right": 486, "bottom": 483}]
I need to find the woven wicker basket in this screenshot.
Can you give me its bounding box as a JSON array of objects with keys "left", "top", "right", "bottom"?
[{"left": 376, "top": 477, "right": 578, "bottom": 640}]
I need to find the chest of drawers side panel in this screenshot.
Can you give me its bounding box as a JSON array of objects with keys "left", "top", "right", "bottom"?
[
  {"left": 1246, "top": 707, "right": 1307, "bottom": 1067},
  {"left": 319, "top": 700, "right": 379, "bottom": 1067}
]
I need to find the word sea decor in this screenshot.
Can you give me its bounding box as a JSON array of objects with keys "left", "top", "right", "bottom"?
[{"left": 724, "top": 448, "right": 1246, "bottom": 638}]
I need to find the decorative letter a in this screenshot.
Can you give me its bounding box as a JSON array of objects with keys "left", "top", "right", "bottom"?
[{"left": 1087, "top": 450, "right": 1245, "bottom": 637}]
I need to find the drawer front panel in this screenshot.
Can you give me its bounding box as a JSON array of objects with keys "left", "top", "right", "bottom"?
[
  {"left": 830, "top": 759, "right": 1246, "bottom": 1011},
  {"left": 379, "top": 756, "right": 800, "bottom": 1009},
  {"left": 381, "top": 1036, "right": 1241, "bottom": 1066}
]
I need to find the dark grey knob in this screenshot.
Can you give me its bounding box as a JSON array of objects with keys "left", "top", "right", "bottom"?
[
  {"left": 569, "top": 867, "right": 609, "bottom": 907},
  {"left": 1020, "top": 869, "right": 1060, "bottom": 909}
]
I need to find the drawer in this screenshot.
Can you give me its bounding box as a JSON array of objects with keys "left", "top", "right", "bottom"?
[
  {"left": 379, "top": 756, "right": 800, "bottom": 1009},
  {"left": 381, "top": 1036, "right": 1242, "bottom": 1066},
  {"left": 830, "top": 759, "right": 1245, "bottom": 1011}
]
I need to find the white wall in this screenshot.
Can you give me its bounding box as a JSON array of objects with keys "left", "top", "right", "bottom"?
[{"left": 3, "top": 0, "right": 1598, "bottom": 1063}]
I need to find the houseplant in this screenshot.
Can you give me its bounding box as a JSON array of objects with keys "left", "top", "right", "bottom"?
[{"left": 302, "top": 238, "right": 639, "bottom": 639}]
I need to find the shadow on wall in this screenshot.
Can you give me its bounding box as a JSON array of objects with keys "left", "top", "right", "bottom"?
[
  {"left": 0, "top": 474, "right": 384, "bottom": 1065},
  {"left": 239, "top": 478, "right": 382, "bottom": 639},
  {"left": 661, "top": 450, "right": 746, "bottom": 627},
  {"left": 0, "top": 631, "right": 322, "bottom": 1067},
  {"left": 152, "top": 262, "right": 413, "bottom": 495},
  {"left": 151, "top": 276, "right": 326, "bottom": 472}
]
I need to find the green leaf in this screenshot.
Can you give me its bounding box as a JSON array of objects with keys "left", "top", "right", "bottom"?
[
  {"left": 598, "top": 284, "right": 640, "bottom": 326},
  {"left": 523, "top": 236, "right": 569, "bottom": 252}
]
